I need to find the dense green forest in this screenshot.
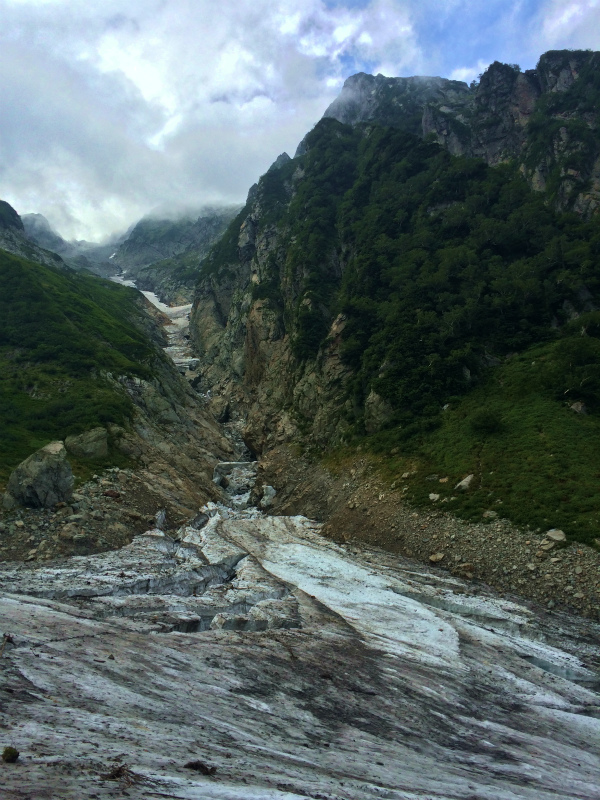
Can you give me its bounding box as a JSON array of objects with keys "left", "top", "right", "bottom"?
[
  {"left": 200, "top": 111, "right": 600, "bottom": 544},
  {"left": 0, "top": 251, "right": 155, "bottom": 480}
]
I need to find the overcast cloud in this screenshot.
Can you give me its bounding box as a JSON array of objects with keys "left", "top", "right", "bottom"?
[{"left": 0, "top": 0, "right": 599, "bottom": 240}]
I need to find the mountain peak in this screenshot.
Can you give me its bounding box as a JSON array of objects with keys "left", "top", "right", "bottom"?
[
  {"left": 323, "top": 71, "right": 470, "bottom": 132},
  {"left": 0, "top": 200, "right": 24, "bottom": 231}
]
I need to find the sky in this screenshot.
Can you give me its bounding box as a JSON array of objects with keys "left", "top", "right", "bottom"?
[{"left": 0, "top": 0, "right": 599, "bottom": 241}]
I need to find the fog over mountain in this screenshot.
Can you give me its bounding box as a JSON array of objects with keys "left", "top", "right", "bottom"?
[{"left": 1, "top": 0, "right": 599, "bottom": 240}]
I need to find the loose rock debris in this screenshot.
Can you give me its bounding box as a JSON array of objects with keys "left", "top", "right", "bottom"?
[{"left": 0, "top": 462, "right": 599, "bottom": 799}]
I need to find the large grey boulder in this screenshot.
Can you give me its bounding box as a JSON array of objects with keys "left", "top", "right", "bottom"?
[
  {"left": 65, "top": 427, "right": 108, "bottom": 460},
  {"left": 4, "top": 441, "right": 74, "bottom": 508},
  {"left": 364, "top": 390, "right": 394, "bottom": 434}
]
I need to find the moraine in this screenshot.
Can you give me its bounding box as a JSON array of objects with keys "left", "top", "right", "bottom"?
[{"left": 1, "top": 458, "right": 599, "bottom": 799}]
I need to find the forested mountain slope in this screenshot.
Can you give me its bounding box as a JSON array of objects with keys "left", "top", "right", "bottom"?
[
  {"left": 0, "top": 202, "right": 230, "bottom": 504},
  {"left": 191, "top": 50, "right": 600, "bottom": 545}
]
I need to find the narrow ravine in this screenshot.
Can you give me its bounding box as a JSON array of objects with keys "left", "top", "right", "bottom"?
[{"left": 2, "top": 275, "right": 599, "bottom": 799}]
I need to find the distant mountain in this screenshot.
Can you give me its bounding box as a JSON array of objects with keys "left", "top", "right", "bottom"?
[
  {"left": 0, "top": 201, "right": 67, "bottom": 269},
  {"left": 21, "top": 213, "right": 125, "bottom": 277},
  {"left": 111, "top": 206, "right": 241, "bottom": 303}
]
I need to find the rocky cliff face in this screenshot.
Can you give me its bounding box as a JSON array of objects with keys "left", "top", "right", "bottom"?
[
  {"left": 324, "top": 50, "right": 600, "bottom": 214},
  {"left": 190, "top": 50, "right": 600, "bottom": 466}
]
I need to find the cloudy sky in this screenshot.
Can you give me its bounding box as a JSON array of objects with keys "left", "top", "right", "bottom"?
[{"left": 0, "top": 0, "right": 599, "bottom": 240}]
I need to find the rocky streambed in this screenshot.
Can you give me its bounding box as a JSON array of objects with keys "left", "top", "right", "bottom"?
[{"left": 2, "top": 460, "right": 600, "bottom": 799}]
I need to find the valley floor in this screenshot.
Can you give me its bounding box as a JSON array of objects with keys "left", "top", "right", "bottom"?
[
  {"left": 2, "top": 286, "right": 600, "bottom": 798},
  {"left": 2, "top": 482, "right": 600, "bottom": 799},
  {"left": 257, "top": 447, "right": 600, "bottom": 622}
]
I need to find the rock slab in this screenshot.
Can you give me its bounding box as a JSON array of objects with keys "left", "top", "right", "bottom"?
[
  {"left": 4, "top": 441, "right": 73, "bottom": 508},
  {"left": 1, "top": 502, "right": 599, "bottom": 799},
  {"left": 64, "top": 427, "right": 108, "bottom": 460}
]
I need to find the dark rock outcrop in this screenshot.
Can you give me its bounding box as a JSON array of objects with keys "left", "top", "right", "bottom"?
[
  {"left": 64, "top": 428, "right": 109, "bottom": 460},
  {"left": 322, "top": 50, "right": 600, "bottom": 214}
]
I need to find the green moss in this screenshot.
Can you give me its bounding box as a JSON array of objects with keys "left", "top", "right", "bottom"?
[{"left": 2, "top": 747, "right": 19, "bottom": 763}]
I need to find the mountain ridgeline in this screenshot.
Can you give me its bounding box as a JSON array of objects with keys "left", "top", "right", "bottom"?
[{"left": 191, "top": 50, "right": 600, "bottom": 544}]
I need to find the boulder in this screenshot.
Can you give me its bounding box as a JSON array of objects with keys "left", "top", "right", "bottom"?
[
  {"left": 4, "top": 442, "right": 74, "bottom": 508},
  {"left": 65, "top": 427, "right": 108, "bottom": 460},
  {"left": 570, "top": 401, "right": 587, "bottom": 414},
  {"left": 259, "top": 485, "right": 277, "bottom": 509},
  {"left": 364, "top": 390, "right": 394, "bottom": 434},
  {"left": 455, "top": 474, "right": 475, "bottom": 491}
]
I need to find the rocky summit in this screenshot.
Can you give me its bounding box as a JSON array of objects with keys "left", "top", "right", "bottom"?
[{"left": 2, "top": 48, "right": 600, "bottom": 800}]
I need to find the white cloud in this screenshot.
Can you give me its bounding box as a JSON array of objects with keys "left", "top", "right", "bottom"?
[
  {"left": 535, "top": 0, "right": 600, "bottom": 50},
  {"left": 449, "top": 59, "right": 490, "bottom": 84},
  {"left": 0, "top": 0, "right": 425, "bottom": 239},
  {"left": 0, "top": 0, "right": 598, "bottom": 240}
]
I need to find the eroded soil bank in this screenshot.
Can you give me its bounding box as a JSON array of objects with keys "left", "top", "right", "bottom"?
[{"left": 254, "top": 446, "right": 600, "bottom": 621}]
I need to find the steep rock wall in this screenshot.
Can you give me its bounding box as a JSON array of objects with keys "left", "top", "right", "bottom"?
[{"left": 190, "top": 50, "right": 600, "bottom": 458}]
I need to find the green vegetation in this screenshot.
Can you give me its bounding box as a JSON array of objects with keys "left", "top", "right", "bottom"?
[
  {"left": 366, "top": 335, "right": 600, "bottom": 545},
  {"left": 198, "top": 60, "right": 600, "bottom": 544},
  {"left": 0, "top": 250, "right": 157, "bottom": 481},
  {"left": 328, "top": 126, "right": 600, "bottom": 545},
  {"left": 201, "top": 206, "right": 249, "bottom": 279}
]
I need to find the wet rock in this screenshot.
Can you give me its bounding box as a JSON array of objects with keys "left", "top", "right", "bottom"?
[
  {"left": 64, "top": 427, "right": 108, "bottom": 460},
  {"left": 4, "top": 441, "right": 74, "bottom": 508},
  {"left": 259, "top": 485, "right": 277, "bottom": 509}
]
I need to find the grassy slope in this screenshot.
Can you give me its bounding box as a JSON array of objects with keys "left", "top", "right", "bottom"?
[
  {"left": 0, "top": 249, "right": 155, "bottom": 482},
  {"left": 368, "top": 335, "right": 600, "bottom": 545}
]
